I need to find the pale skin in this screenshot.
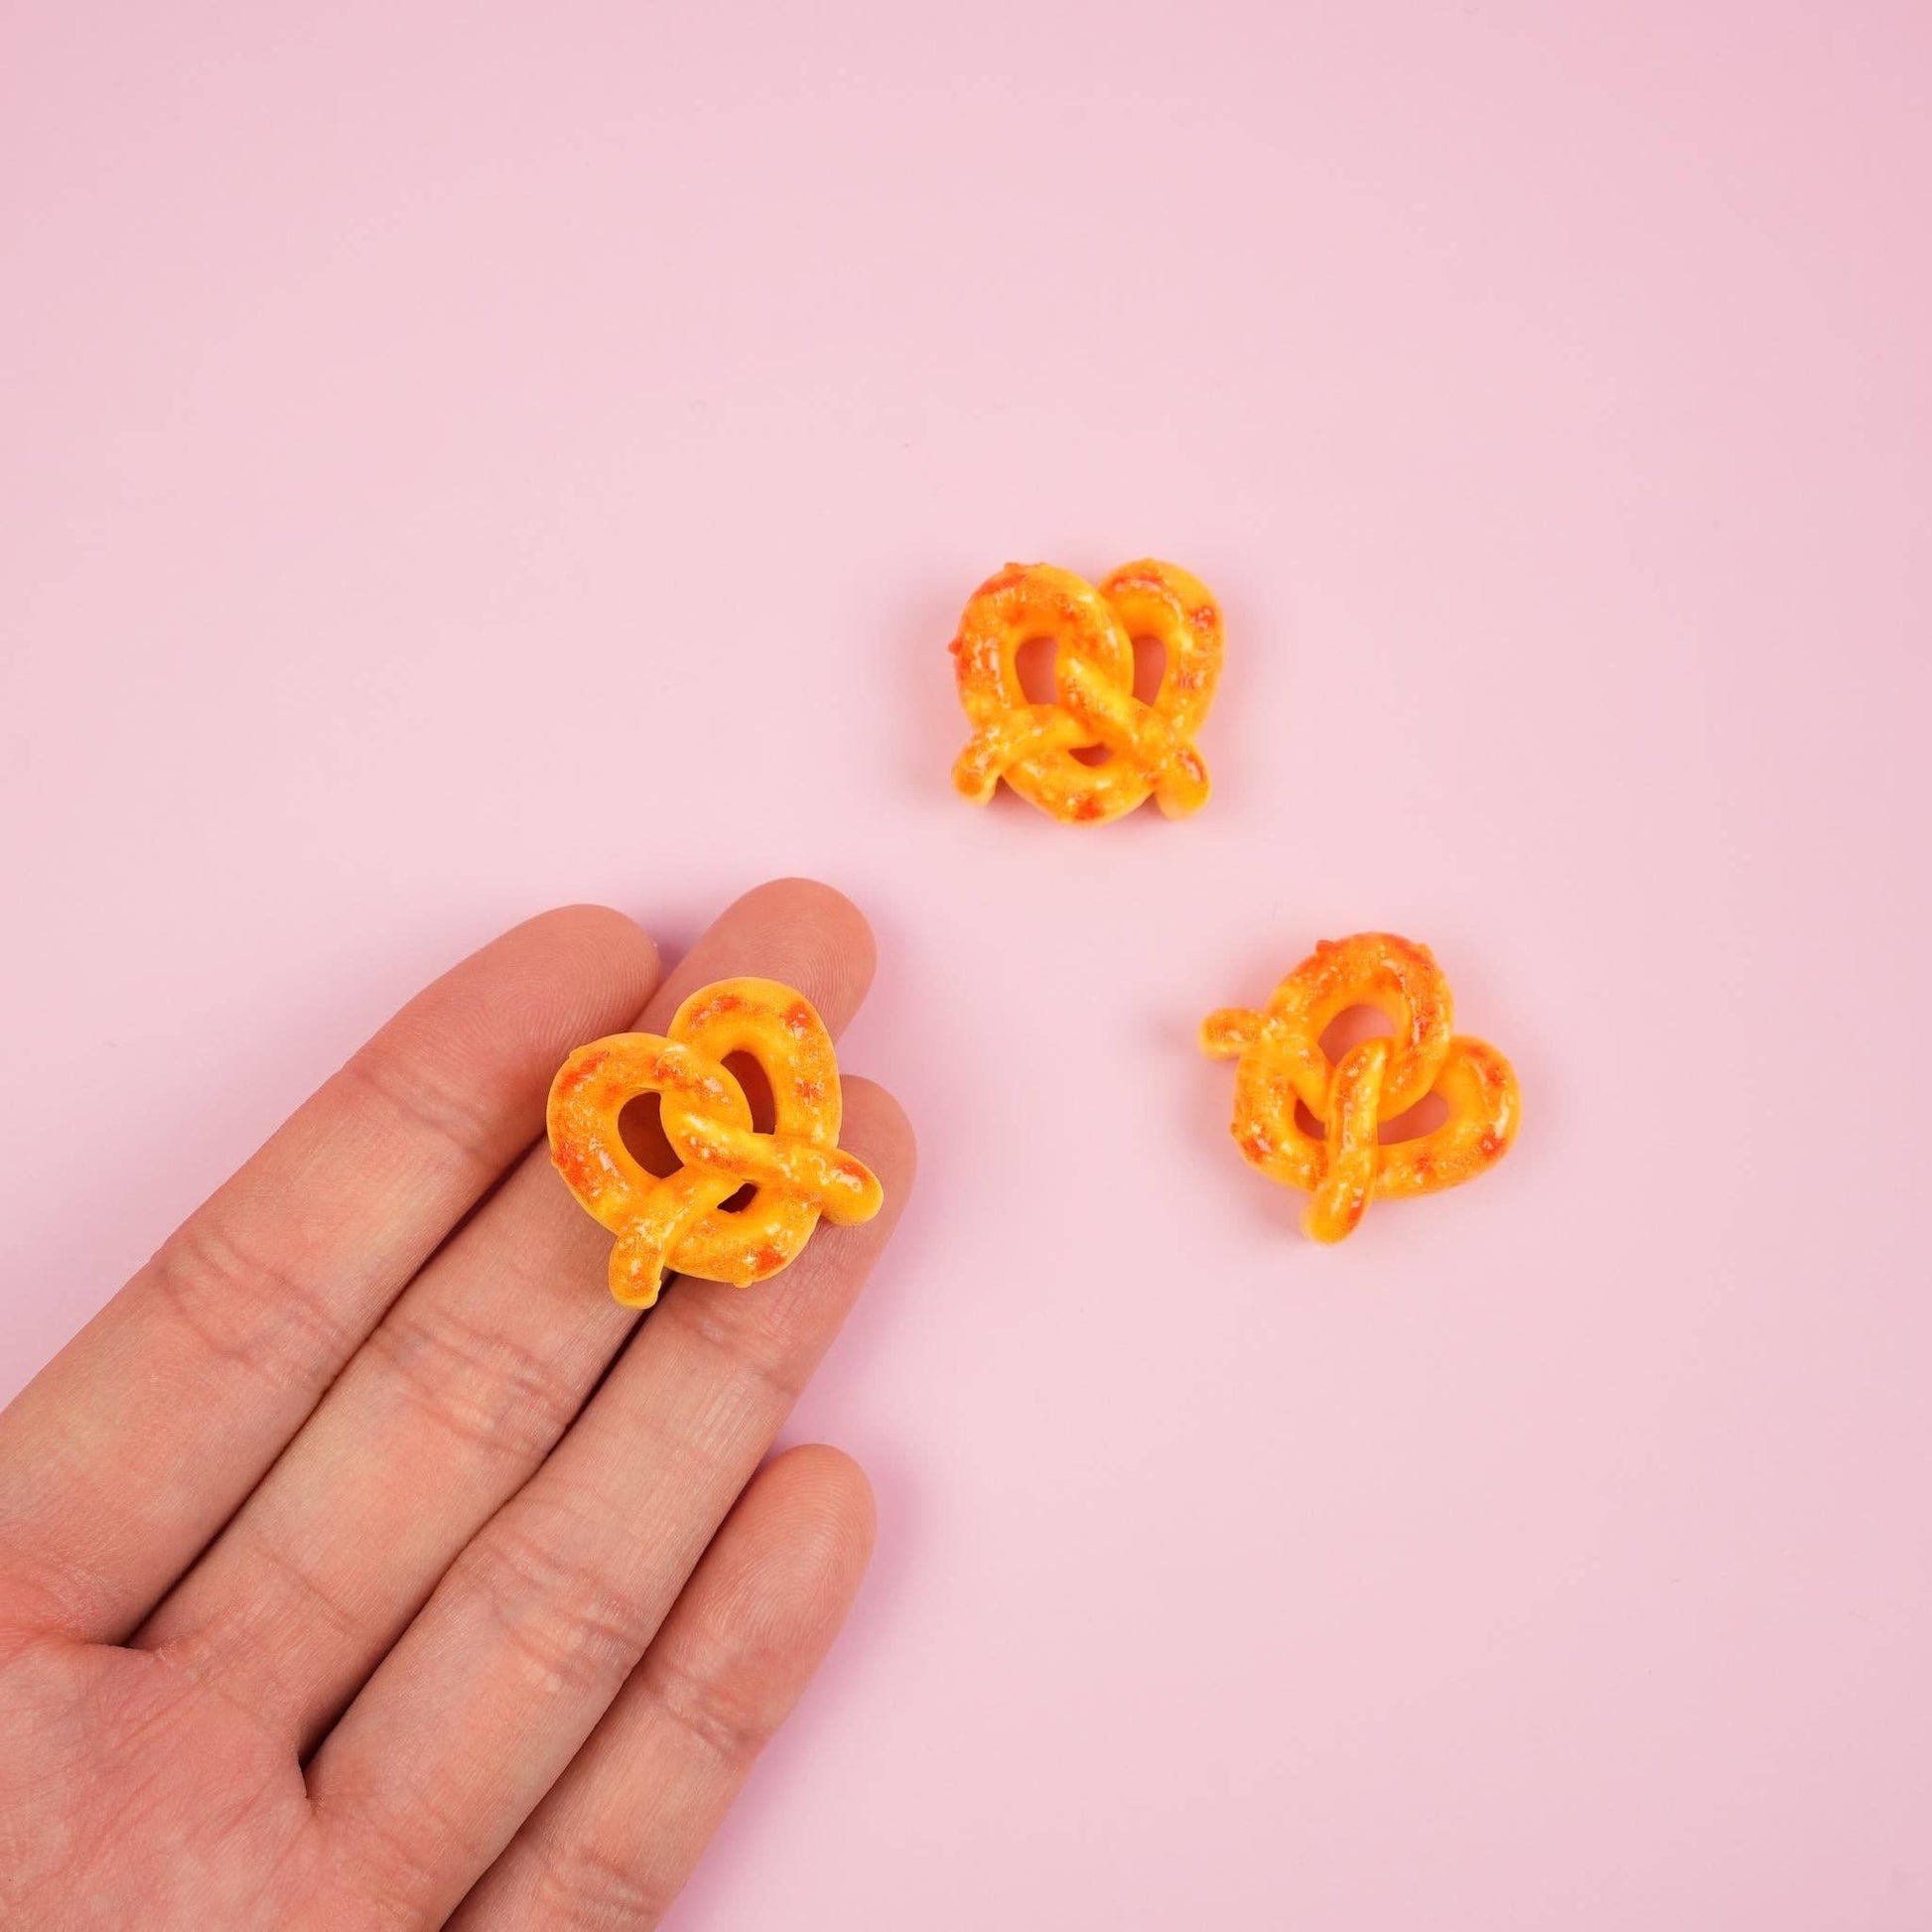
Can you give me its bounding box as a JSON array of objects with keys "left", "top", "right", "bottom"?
[{"left": 0, "top": 880, "right": 914, "bottom": 1929}]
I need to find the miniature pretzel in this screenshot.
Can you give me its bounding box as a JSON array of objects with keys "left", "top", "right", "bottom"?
[
  {"left": 547, "top": 977, "right": 884, "bottom": 1308},
  {"left": 1202, "top": 933, "right": 1520, "bottom": 1243},
  {"left": 950, "top": 559, "right": 1223, "bottom": 824}
]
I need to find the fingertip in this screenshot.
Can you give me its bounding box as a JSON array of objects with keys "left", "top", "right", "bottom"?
[
  {"left": 730, "top": 878, "right": 877, "bottom": 1012},
  {"left": 749, "top": 1444, "right": 878, "bottom": 1595},
  {"left": 648, "top": 879, "right": 877, "bottom": 1037},
  {"left": 509, "top": 902, "right": 661, "bottom": 996},
  {"left": 767, "top": 1441, "right": 877, "bottom": 1526},
  {"left": 733, "top": 875, "right": 874, "bottom": 945}
]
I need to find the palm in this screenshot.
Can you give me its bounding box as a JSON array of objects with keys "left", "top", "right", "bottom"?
[
  {"left": 0, "top": 884, "right": 910, "bottom": 1931},
  {"left": 5, "top": 1638, "right": 322, "bottom": 1922}
]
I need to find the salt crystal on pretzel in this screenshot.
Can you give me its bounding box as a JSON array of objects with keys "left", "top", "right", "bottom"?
[
  {"left": 1202, "top": 933, "right": 1520, "bottom": 1242},
  {"left": 949, "top": 560, "right": 1222, "bottom": 824},
  {"left": 548, "top": 977, "right": 884, "bottom": 1307}
]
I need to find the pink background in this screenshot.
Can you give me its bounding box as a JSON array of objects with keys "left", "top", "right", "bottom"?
[{"left": 4, "top": 3, "right": 1929, "bottom": 1925}]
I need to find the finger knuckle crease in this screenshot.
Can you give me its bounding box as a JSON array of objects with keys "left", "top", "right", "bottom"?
[
  {"left": 661, "top": 1296, "right": 807, "bottom": 1411},
  {"left": 339, "top": 1043, "right": 503, "bottom": 1173},
  {"left": 240, "top": 1521, "right": 365, "bottom": 1646},
  {"left": 643, "top": 1647, "right": 769, "bottom": 1765},
  {"left": 149, "top": 1219, "right": 359, "bottom": 1399},
  {"left": 329, "top": 1776, "right": 481, "bottom": 1927},
  {"left": 532, "top": 1830, "right": 671, "bottom": 1929},
  {"left": 367, "top": 1302, "right": 584, "bottom": 1463},
  {"left": 468, "top": 1515, "right": 652, "bottom": 1698}
]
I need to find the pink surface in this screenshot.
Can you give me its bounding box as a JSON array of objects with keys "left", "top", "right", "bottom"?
[{"left": 4, "top": 3, "right": 1930, "bottom": 1925}]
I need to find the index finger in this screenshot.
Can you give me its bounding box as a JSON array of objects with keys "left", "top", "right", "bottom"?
[{"left": 0, "top": 905, "right": 661, "bottom": 1642}]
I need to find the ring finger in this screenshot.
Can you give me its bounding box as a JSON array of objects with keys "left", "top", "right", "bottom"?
[
  {"left": 309, "top": 1078, "right": 914, "bottom": 1924},
  {"left": 449, "top": 1444, "right": 877, "bottom": 1930}
]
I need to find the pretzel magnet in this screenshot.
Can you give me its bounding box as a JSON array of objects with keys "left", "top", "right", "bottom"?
[
  {"left": 1202, "top": 934, "right": 1520, "bottom": 1243},
  {"left": 548, "top": 978, "right": 884, "bottom": 1308},
  {"left": 949, "top": 559, "right": 1223, "bottom": 823}
]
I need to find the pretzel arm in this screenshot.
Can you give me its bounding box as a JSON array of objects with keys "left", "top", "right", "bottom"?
[
  {"left": 547, "top": 1036, "right": 709, "bottom": 1229},
  {"left": 1203, "top": 1011, "right": 1328, "bottom": 1193},
  {"left": 1056, "top": 655, "right": 1210, "bottom": 817},
  {"left": 665, "top": 1107, "right": 884, "bottom": 1224},
  {"left": 1374, "top": 1038, "right": 1521, "bottom": 1199},
  {"left": 607, "top": 1171, "right": 739, "bottom": 1310},
  {"left": 952, "top": 705, "right": 1092, "bottom": 803},
  {"left": 1306, "top": 1038, "right": 1390, "bottom": 1243},
  {"left": 1200, "top": 1007, "right": 1266, "bottom": 1059}
]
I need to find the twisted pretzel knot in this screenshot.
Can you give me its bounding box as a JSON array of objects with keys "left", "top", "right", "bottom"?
[
  {"left": 950, "top": 560, "right": 1223, "bottom": 823},
  {"left": 1202, "top": 933, "right": 1520, "bottom": 1243},
  {"left": 547, "top": 977, "right": 884, "bottom": 1308}
]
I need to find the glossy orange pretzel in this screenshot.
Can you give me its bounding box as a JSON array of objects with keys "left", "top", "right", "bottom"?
[
  {"left": 1201, "top": 933, "right": 1520, "bottom": 1243},
  {"left": 547, "top": 977, "right": 884, "bottom": 1308},
  {"left": 949, "top": 559, "right": 1223, "bottom": 824}
]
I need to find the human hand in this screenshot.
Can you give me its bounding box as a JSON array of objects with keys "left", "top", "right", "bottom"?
[{"left": 0, "top": 881, "right": 912, "bottom": 1930}]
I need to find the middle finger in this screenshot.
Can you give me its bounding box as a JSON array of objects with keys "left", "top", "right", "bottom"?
[{"left": 135, "top": 879, "right": 877, "bottom": 1751}]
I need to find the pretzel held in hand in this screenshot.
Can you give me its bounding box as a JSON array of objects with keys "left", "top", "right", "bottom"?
[{"left": 548, "top": 978, "right": 883, "bottom": 1307}]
